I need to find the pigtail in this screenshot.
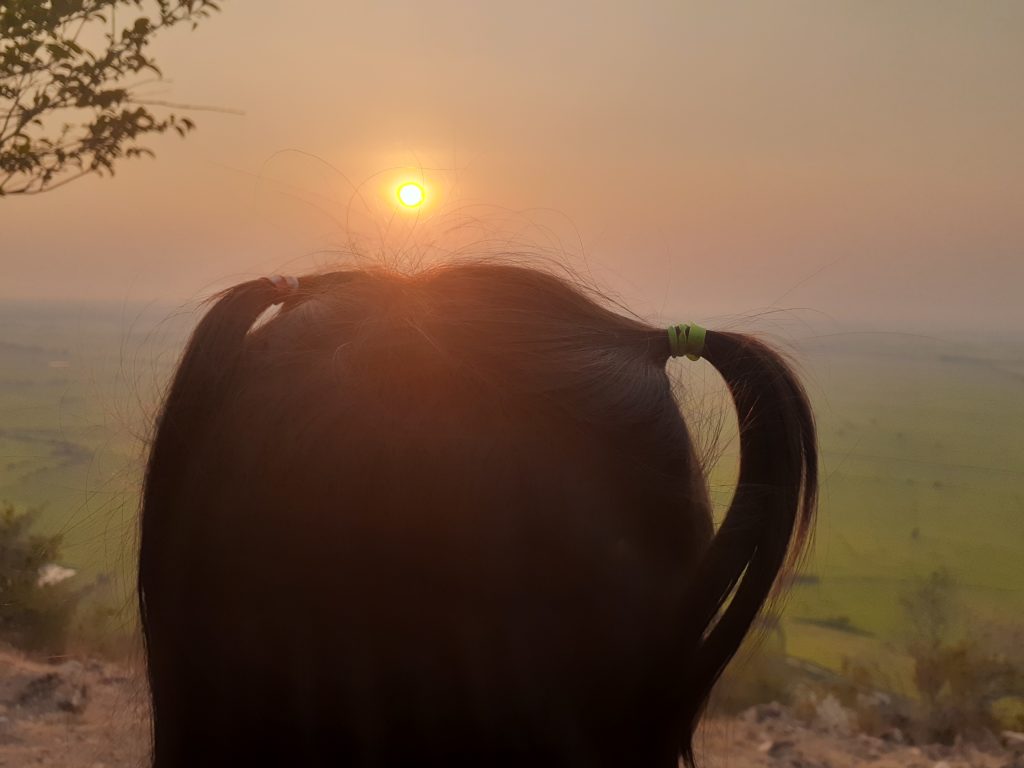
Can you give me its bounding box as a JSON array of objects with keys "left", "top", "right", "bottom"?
[
  {"left": 141, "top": 279, "right": 289, "bottom": 515},
  {"left": 138, "top": 278, "right": 296, "bottom": 751},
  {"left": 676, "top": 331, "right": 818, "bottom": 763}
]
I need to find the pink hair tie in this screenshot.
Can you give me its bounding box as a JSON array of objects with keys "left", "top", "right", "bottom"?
[{"left": 264, "top": 275, "right": 300, "bottom": 303}]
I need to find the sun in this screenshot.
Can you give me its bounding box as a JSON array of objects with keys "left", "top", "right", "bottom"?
[{"left": 397, "top": 182, "right": 425, "bottom": 208}]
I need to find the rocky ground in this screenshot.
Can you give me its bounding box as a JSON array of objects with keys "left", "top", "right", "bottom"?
[
  {"left": 698, "top": 703, "right": 1024, "bottom": 768},
  {"left": 0, "top": 648, "right": 1020, "bottom": 767},
  {"left": 0, "top": 650, "right": 148, "bottom": 767}
]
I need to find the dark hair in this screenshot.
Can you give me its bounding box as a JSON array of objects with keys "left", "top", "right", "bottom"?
[{"left": 139, "top": 263, "right": 816, "bottom": 767}]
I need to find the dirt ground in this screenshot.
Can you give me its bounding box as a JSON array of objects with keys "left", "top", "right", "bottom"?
[
  {"left": 0, "top": 650, "right": 148, "bottom": 767},
  {"left": 697, "top": 706, "right": 1023, "bottom": 768},
  {"left": 0, "top": 648, "right": 1019, "bottom": 768}
]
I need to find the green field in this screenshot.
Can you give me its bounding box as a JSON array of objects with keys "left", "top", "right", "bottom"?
[
  {"left": 0, "top": 301, "right": 192, "bottom": 595},
  {"left": 1, "top": 302, "right": 1022, "bottom": 677},
  {"left": 692, "top": 330, "right": 1024, "bottom": 685}
]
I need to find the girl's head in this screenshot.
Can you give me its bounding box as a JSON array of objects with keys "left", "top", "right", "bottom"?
[{"left": 139, "top": 263, "right": 816, "bottom": 767}]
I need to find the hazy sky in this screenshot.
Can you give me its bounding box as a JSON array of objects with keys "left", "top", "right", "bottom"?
[{"left": 2, "top": 1, "right": 1022, "bottom": 332}]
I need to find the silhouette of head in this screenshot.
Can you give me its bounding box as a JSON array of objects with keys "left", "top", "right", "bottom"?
[{"left": 140, "top": 263, "right": 816, "bottom": 767}]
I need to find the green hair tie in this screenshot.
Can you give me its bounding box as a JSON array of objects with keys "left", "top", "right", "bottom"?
[{"left": 667, "top": 323, "right": 707, "bottom": 361}]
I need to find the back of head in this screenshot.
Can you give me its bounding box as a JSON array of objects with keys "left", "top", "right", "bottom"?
[{"left": 139, "top": 263, "right": 816, "bottom": 767}]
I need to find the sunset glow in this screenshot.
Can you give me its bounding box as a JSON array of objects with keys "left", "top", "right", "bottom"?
[{"left": 397, "top": 182, "right": 425, "bottom": 208}]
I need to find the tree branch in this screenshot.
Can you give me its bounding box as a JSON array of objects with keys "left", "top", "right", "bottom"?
[
  {"left": 0, "top": 0, "right": 224, "bottom": 196},
  {"left": 129, "top": 99, "right": 243, "bottom": 115}
]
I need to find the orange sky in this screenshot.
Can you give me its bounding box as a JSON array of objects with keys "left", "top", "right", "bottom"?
[{"left": 2, "top": 1, "right": 1022, "bottom": 332}]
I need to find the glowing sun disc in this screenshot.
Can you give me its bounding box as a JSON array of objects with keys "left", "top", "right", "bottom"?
[{"left": 397, "top": 182, "right": 425, "bottom": 208}]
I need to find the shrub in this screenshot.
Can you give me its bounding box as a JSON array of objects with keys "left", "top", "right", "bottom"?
[
  {"left": 899, "top": 569, "right": 1024, "bottom": 743},
  {"left": 0, "top": 501, "right": 83, "bottom": 653},
  {"left": 788, "top": 656, "right": 911, "bottom": 737},
  {"left": 992, "top": 696, "right": 1024, "bottom": 731}
]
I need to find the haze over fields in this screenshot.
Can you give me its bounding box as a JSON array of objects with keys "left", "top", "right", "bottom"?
[
  {"left": 1, "top": 1, "right": 1022, "bottom": 335},
  {"left": 2, "top": 301, "right": 1022, "bottom": 680}
]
